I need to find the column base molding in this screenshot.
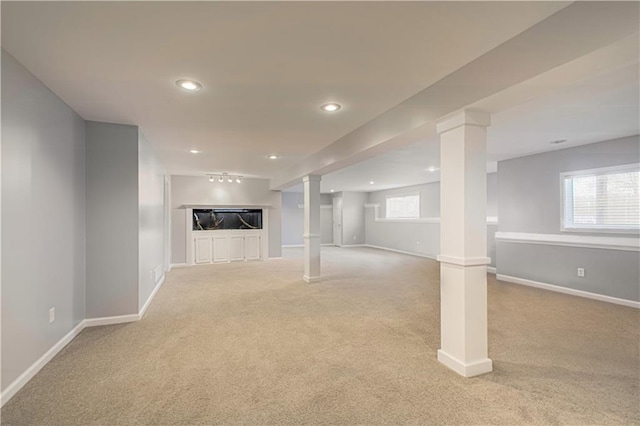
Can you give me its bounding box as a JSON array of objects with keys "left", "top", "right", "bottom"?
[
  {"left": 303, "top": 275, "right": 321, "bottom": 283},
  {"left": 303, "top": 234, "right": 321, "bottom": 239},
  {"left": 437, "top": 350, "right": 493, "bottom": 377},
  {"left": 437, "top": 255, "right": 491, "bottom": 267}
]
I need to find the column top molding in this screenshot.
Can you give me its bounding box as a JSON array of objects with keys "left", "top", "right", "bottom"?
[
  {"left": 302, "top": 175, "right": 322, "bottom": 183},
  {"left": 436, "top": 109, "right": 491, "bottom": 134}
]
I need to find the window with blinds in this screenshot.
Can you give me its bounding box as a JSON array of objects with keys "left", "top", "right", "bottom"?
[
  {"left": 561, "top": 163, "right": 639, "bottom": 232},
  {"left": 386, "top": 194, "right": 420, "bottom": 219}
]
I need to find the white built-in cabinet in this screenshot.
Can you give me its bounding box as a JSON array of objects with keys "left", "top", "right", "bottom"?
[{"left": 193, "top": 230, "right": 262, "bottom": 264}]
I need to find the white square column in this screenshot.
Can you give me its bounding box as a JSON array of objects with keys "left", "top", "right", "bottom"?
[
  {"left": 436, "top": 109, "right": 492, "bottom": 377},
  {"left": 303, "top": 175, "right": 321, "bottom": 283}
]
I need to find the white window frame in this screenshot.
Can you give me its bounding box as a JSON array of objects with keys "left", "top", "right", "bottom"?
[
  {"left": 385, "top": 193, "right": 420, "bottom": 219},
  {"left": 560, "top": 163, "right": 640, "bottom": 234}
]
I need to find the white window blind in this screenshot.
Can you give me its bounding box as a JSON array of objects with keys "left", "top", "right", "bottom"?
[
  {"left": 386, "top": 194, "right": 420, "bottom": 219},
  {"left": 561, "top": 164, "right": 639, "bottom": 232}
]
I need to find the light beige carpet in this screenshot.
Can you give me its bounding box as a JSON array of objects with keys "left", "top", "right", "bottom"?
[{"left": 2, "top": 246, "right": 638, "bottom": 425}]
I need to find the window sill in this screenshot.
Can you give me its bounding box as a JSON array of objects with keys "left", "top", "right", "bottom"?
[
  {"left": 496, "top": 232, "right": 640, "bottom": 252},
  {"left": 561, "top": 227, "right": 640, "bottom": 235}
]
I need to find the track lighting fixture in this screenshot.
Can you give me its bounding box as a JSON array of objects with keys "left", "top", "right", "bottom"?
[{"left": 207, "top": 173, "right": 243, "bottom": 183}]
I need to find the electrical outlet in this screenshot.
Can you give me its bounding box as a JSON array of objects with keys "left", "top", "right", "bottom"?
[
  {"left": 49, "top": 307, "right": 55, "bottom": 323},
  {"left": 577, "top": 267, "right": 585, "bottom": 278}
]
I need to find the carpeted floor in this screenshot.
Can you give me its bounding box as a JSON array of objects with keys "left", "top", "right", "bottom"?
[{"left": 2, "top": 246, "right": 639, "bottom": 425}]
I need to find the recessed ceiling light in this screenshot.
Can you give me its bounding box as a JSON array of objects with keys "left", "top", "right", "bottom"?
[
  {"left": 320, "top": 103, "right": 341, "bottom": 112},
  {"left": 267, "top": 154, "right": 280, "bottom": 160},
  {"left": 330, "top": 189, "right": 335, "bottom": 193},
  {"left": 176, "top": 79, "right": 202, "bottom": 91},
  {"left": 550, "top": 139, "right": 567, "bottom": 145},
  {"left": 189, "top": 149, "right": 201, "bottom": 154},
  {"left": 426, "top": 166, "right": 439, "bottom": 172},
  {"left": 369, "top": 181, "right": 375, "bottom": 185}
]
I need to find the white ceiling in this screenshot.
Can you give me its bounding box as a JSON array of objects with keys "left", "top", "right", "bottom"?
[
  {"left": 2, "top": 1, "right": 568, "bottom": 178},
  {"left": 2, "top": 2, "right": 637, "bottom": 195},
  {"left": 313, "top": 35, "right": 639, "bottom": 193}
]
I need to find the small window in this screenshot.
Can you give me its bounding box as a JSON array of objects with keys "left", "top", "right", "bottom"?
[
  {"left": 386, "top": 194, "right": 420, "bottom": 219},
  {"left": 561, "top": 163, "right": 639, "bottom": 232}
]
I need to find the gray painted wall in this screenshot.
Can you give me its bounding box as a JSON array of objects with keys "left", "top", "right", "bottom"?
[
  {"left": 281, "top": 192, "right": 304, "bottom": 246},
  {"left": 497, "top": 136, "right": 640, "bottom": 301},
  {"left": 498, "top": 244, "right": 639, "bottom": 301},
  {"left": 365, "top": 213, "right": 441, "bottom": 258},
  {"left": 365, "top": 174, "right": 497, "bottom": 265},
  {"left": 487, "top": 172, "right": 498, "bottom": 217},
  {"left": 369, "top": 181, "right": 441, "bottom": 218},
  {"left": 171, "top": 175, "right": 282, "bottom": 263},
  {"left": 138, "top": 131, "right": 166, "bottom": 311},
  {"left": 365, "top": 182, "right": 441, "bottom": 258},
  {"left": 281, "top": 192, "right": 333, "bottom": 246},
  {"left": 2, "top": 51, "right": 86, "bottom": 391},
  {"left": 499, "top": 135, "right": 639, "bottom": 234},
  {"left": 86, "top": 121, "right": 139, "bottom": 318}
]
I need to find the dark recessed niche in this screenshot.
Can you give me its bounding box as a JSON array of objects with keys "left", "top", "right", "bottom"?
[{"left": 193, "top": 209, "right": 262, "bottom": 231}]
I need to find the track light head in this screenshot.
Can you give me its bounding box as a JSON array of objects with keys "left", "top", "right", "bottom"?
[{"left": 209, "top": 172, "right": 242, "bottom": 183}]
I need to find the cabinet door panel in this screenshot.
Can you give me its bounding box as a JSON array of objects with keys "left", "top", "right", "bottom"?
[
  {"left": 194, "top": 237, "right": 212, "bottom": 264},
  {"left": 229, "top": 236, "right": 244, "bottom": 261},
  {"left": 212, "top": 236, "right": 228, "bottom": 262},
  {"left": 244, "top": 235, "right": 261, "bottom": 260}
]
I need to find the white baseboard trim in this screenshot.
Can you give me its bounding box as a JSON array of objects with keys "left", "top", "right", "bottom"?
[
  {"left": 169, "top": 263, "right": 189, "bottom": 270},
  {"left": 341, "top": 244, "right": 366, "bottom": 247},
  {"left": 139, "top": 275, "right": 165, "bottom": 319},
  {"left": 267, "top": 256, "right": 284, "bottom": 260},
  {"left": 283, "top": 244, "right": 335, "bottom": 248},
  {"left": 487, "top": 266, "right": 497, "bottom": 274},
  {"left": 1, "top": 321, "right": 85, "bottom": 407},
  {"left": 362, "top": 244, "right": 437, "bottom": 260},
  {"left": 83, "top": 314, "right": 140, "bottom": 327},
  {"left": 437, "top": 350, "right": 493, "bottom": 377},
  {"left": 437, "top": 255, "right": 491, "bottom": 267},
  {"left": 496, "top": 274, "right": 640, "bottom": 309}
]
